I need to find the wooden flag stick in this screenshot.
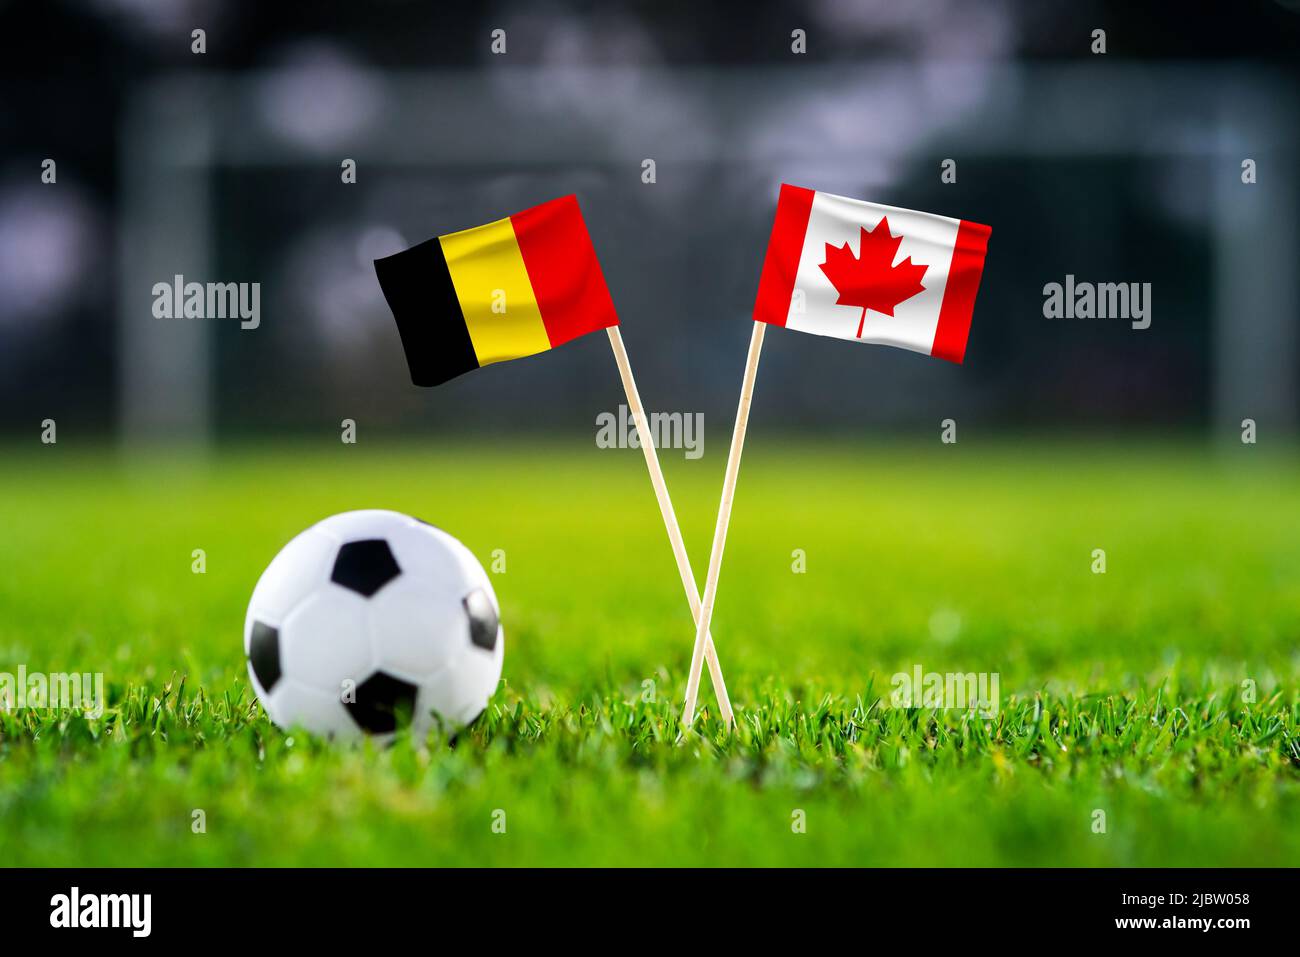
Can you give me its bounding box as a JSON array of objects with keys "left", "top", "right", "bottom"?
[
  {"left": 682, "top": 321, "right": 766, "bottom": 727},
  {"left": 606, "top": 327, "right": 734, "bottom": 726}
]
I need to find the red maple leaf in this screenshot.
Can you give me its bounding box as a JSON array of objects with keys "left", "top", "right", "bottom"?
[{"left": 819, "top": 216, "right": 928, "bottom": 338}]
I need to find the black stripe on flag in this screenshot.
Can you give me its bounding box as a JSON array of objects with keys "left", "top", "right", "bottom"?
[{"left": 374, "top": 238, "right": 480, "bottom": 387}]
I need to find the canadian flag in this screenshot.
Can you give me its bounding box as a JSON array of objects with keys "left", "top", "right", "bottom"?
[{"left": 753, "top": 185, "right": 991, "bottom": 364}]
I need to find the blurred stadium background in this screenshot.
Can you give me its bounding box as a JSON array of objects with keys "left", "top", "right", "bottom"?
[{"left": 1, "top": 0, "right": 1298, "bottom": 443}]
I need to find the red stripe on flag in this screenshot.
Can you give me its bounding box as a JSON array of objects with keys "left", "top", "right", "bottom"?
[
  {"left": 511, "top": 195, "right": 619, "bottom": 348},
  {"left": 931, "top": 219, "right": 991, "bottom": 364},
  {"left": 752, "top": 184, "right": 815, "bottom": 327}
]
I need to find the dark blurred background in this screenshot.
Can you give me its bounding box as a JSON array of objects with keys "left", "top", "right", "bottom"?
[{"left": 1, "top": 0, "right": 1297, "bottom": 443}]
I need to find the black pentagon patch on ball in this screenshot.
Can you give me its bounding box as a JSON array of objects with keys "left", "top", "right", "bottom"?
[
  {"left": 464, "top": 587, "right": 499, "bottom": 651},
  {"left": 248, "top": 621, "right": 282, "bottom": 692},
  {"left": 345, "top": 671, "right": 419, "bottom": 734},
  {"left": 331, "top": 539, "right": 401, "bottom": 597}
]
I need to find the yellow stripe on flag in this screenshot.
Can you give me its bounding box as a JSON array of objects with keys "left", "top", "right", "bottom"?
[{"left": 438, "top": 217, "right": 551, "bottom": 366}]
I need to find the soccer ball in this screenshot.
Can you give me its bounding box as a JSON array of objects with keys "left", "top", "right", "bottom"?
[{"left": 244, "top": 510, "right": 503, "bottom": 741}]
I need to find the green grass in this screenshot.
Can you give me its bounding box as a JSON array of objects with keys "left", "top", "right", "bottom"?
[{"left": 0, "top": 439, "right": 1297, "bottom": 866}]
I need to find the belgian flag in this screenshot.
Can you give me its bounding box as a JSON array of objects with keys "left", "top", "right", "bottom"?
[{"left": 374, "top": 195, "right": 619, "bottom": 386}]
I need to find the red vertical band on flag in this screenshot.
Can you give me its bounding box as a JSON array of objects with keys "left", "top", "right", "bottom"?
[
  {"left": 511, "top": 195, "right": 619, "bottom": 348},
  {"left": 752, "top": 184, "right": 815, "bottom": 327},
  {"left": 931, "top": 219, "right": 991, "bottom": 364}
]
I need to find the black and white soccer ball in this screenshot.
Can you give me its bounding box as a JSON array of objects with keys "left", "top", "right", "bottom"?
[{"left": 244, "top": 510, "right": 503, "bottom": 741}]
